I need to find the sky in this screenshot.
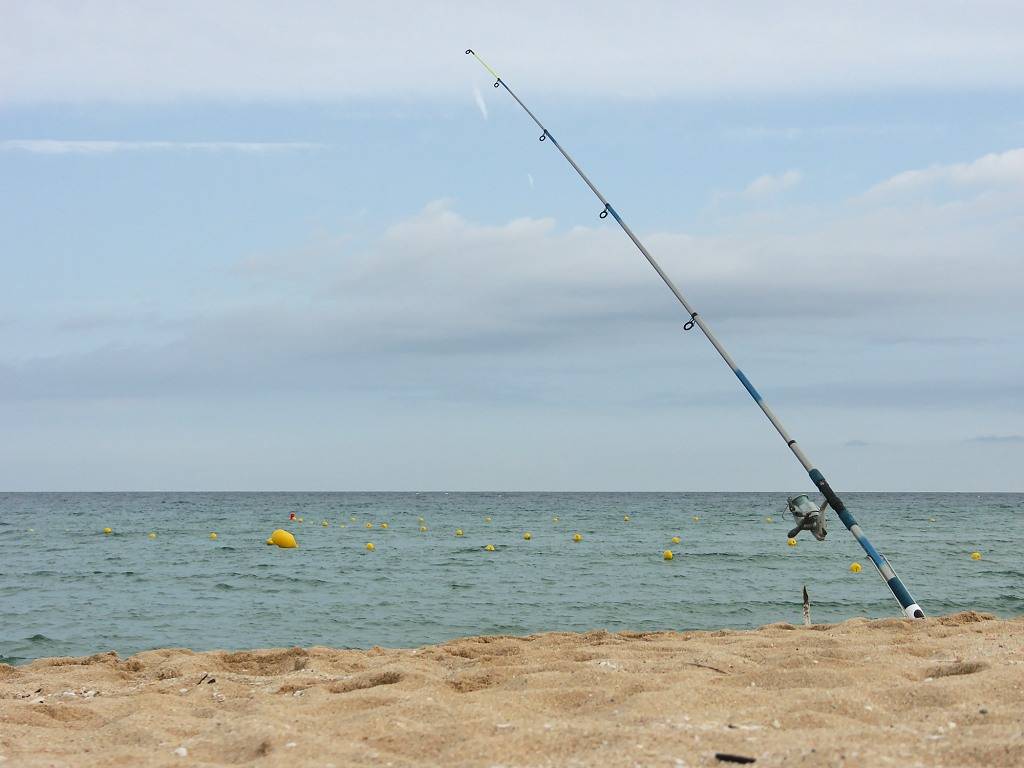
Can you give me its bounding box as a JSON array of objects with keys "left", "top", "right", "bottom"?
[{"left": 1, "top": 1, "right": 1022, "bottom": 491}]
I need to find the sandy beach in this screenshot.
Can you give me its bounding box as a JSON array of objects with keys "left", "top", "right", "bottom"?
[{"left": 0, "top": 612, "right": 1020, "bottom": 767}]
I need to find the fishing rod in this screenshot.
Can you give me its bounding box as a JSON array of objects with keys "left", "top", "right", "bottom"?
[{"left": 465, "top": 49, "right": 925, "bottom": 619}]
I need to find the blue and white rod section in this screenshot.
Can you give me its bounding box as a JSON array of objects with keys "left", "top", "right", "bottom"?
[{"left": 466, "top": 49, "right": 924, "bottom": 619}]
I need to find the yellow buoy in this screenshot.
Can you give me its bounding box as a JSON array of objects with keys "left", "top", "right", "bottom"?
[
  {"left": 663, "top": 550, "right": 674, "bottom": 561},
  {"left": 148, "top": 532, "right": 157, "bottom": 540},
  {"left": 671, "top": 536, "right": 681, "bottom": 544},
  {"left": 484, "top": 544, "right": 495, "bottom": 552},
  {"left": 270, "top": 529, "right": 298, "bottom": 549},
  {"left": 419, "top": 525, "right": 428, "bottom": 532},
  {"left": 366, "top": 542, "right": 375, "bottom": 552},
  {"left": 103, "top": 527, "right": 112, "bottom": 535},
  {"left": 322, "top": 520, "right": 329, "bottom": 527},
  {"left": 850, "top": 562, "right": 862, "bottom": 573},
  {"left": 351, "top": 516, "right": 357, "bottom": 522},
  {"left": 365, "top": 522, "right": 374, "bottom": 529},
  {"left": 418, "top": 516, "right": 425, "bottom": 523},
  {"left": 929, "top": 517, "right": 936, "bottom": 523},
  {"left": 623, "top": 515, "right": 630, "bottom": 522},
  {"left": 692, "top": 516, "right": 700, "bottom": 522},
  {"left": 484, "top": 516, "right": 492, "bottom": 523},
  {"left": 380, "top": 522, "right": 389, "bottom": 530},
  {"left": 970, "top": 551, "right": 982, "bottom": 561},
  {"left": 765, "top": 516, "right": 773, "bottom": 523},
  {"left": 209, "top": 532, "right": 218, "bottom": 540},
  {"left": 787, "top": 537, "right": 797, "bottom": 547},
  {"left": 455, "top": 528, "right": 464, "bottom": 537},
  {"left": 572, "top": 533, "right": 583, "bottom": 543},
  {"left": 552, "top": 516, "right": 560, "bottom": 523},
  {"left": 523, "top": 532, "right": 532, "bottom": 540}
]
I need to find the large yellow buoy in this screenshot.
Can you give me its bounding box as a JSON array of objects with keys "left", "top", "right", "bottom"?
[
  {"left": 270, "top": 529, "right": 298, "bottom": 549},
  {"left": 103, "top": 527, "right": 112, "bottom": 535},
  {"left": 787, "top": 537, "right": 797, "bottom": 547},
  {"left": 523, "top": 532, "right": 532, "bottom": 540},
  {"left": 209, "top": 532, "right": 218, "bottom": 540},
  {"left": 572, "top": 533, "right": 583, "bottom": 543},
  {"left": 970, "top": 551, "right": 982, "bottom": 561},
  {"left": 484, "top": 544, "right": 495, "bottom": 552},
  {"left": 663, "top": 550, "right": 674, "bottom": 561},
  {"left": 850, "top": 562, "right": 862, "bottom": 573},
  {"left": 671, "top": 536, "right": 681, "bottom": 545},
  {"left": 366, "top": 542, "right": 375, "bottom": 552},
  {"left": 455, "top": 528, "right": 464, "bottom": 537}
]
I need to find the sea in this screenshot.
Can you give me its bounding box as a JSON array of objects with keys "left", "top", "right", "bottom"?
[{"left": 1, "top": 492, "right": 1020, "bottom": 664}]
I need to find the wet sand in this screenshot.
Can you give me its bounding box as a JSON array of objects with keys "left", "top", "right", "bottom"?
[{"left": 1, "top": 611, "right": 1021, "bottom": 767}]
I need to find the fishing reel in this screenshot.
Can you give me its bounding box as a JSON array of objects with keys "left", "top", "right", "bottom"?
[{"left": 785, "top": 494, "right": 828, "bottom": 541}]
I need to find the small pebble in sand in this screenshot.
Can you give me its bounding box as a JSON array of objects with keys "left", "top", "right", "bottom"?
[{"left": 174, "top": 747, "right": 188, "bottom": 757}]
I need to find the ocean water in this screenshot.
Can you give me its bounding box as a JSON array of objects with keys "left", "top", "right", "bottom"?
[{"left": 1, "top": 492, "right": 1020, "bottom": 664}]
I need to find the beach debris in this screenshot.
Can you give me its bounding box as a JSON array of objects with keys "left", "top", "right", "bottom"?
[
  {"left": 269, "top": 529, "right": 297, "bottom": 549},
  {"left": 663, "top": 550, "right": 674, "bottom": 561},
  {"left": 174, "top": 747, "right": 188, "bottom": 758},
  {"left": 802, "top": 586, "right": 811, "bottom": 626},
  {"left": 714, "top": 753, "right": 755, "bottom": 764}
]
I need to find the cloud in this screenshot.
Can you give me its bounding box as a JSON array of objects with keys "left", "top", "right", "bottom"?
[
  {"left": 3, "top": 2, "right": 1024, "bottom": 102},
  {"left": 3, "top": 164, "right": 1023, "bottom": 405},
  {"left": 0, "top": 140, "right": 322, "bottom": 155},
  {"left": 742, "top": 169, "right": 802, "bottom": 198},
  {"left": 472, "top": 85, "right": 488, "bottom": 120},
  {"left": 866, "top": 147, "right": 1024, "bottom": 197},
  {"left": 966, "top": 435, "right": 1024, "bottom": 444}
]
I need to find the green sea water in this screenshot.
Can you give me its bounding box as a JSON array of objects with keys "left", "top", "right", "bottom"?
[{"left": 1, "top": 492, "right": 1020, "bottom": 664}]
